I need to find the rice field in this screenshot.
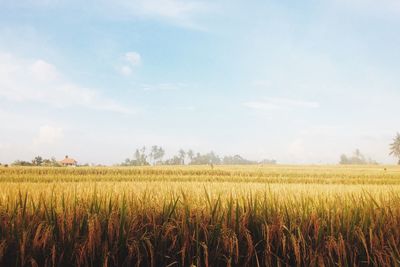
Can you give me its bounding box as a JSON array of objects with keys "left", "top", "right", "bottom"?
[{"left": 0, "top": 165, "right": 399, "bottom": 266}]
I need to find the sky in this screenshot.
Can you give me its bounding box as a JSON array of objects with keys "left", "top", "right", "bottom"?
[{"left": 0, "top": 0, "right": 399, "bottom": 165}]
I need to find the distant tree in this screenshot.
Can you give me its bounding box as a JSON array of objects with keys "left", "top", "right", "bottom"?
[
  {"left": 12, "top": 160, "right": 33, "bottom": 166},
  {"left": 122, "top": 158, "right": 132, "bottom": 166},
  {"left": 178, "top": 149, "right": 186, "bottom": 165},
  {"left": 340, "top": 154, "right": 349, "bottom": 165},
  {"left": 223, "top": 155, "right": 256, "bottom": 165},
  {"left": 134, "top": 146, "right": 149, "bottom": 166},
  {"left": 42, "top": 159, "right": 52, "bottom": 166},
  {"left": 121, "top": 147, "right": 277, "bottom": 166},
  {"left": 163, "top": 156, "right": 181, "bottom": 165},
  {"left": 389, "top": 133, "right": 400, "bottom": 165},
  {"left": 39, "top": 157, "right": 61, "bottom": 167},
  {"left": 51, "top": 157, "right": 61, "bottom": 167},
  {"left": 154, "top": 146, "right": 165, "bottom": 165},
  {"left": 221, "top": 155, "right": 276, "bottom": 165},
  {"left": 207, "top": 152, "right": 221, "bottom": 164},
  {"left": 121, "top": 147, "right": 150, "bottom": 166},
  {"left": 190, "top": 151, "right": 221, "bottom": 165},
  {"left": 148, "top": 145, "right": 165, "bottom": 165},
  {"left": 354, "top": 149, "right": 364, "bottom": 163},
  {"left": 134, "top": 149, "right": 141, "bottom": 163},
  {"left": 187, "top": 149, "right": 194, "bottom": 164},
  {"left": 150, "top": 146, "right": 158, "bottom": 165},
  {"left": 32, "top": 156, "right": 43, "bottom": 166},
  {"left": 339, "top": 149, "right": 378, "bottom": 165},
  {"left": 12, "top": 156, "right": 61, "bottom": 167}
]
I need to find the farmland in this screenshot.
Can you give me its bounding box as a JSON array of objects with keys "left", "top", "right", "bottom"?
[{"left": 0, "top": 165, "right": 399, "bottom": 266}]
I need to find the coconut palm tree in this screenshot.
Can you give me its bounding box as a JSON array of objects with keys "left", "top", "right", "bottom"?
[
  {"left": 187, "top": 149, "right": 194, "bottom": 164},
  {"left": 389, "top": 133, "right": 400, "bottom": 165},
  {"left": 178, "top": 149, "right": 186, "bottom": 165}
]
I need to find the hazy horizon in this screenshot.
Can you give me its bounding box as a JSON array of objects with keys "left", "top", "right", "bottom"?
[{"left": 1, "top": 0, "right": 399, "bottom": 165}]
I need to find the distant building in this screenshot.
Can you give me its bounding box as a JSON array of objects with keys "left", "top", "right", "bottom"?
[{"left": 60, "top": 155, "right": 77, "bottom": 167}]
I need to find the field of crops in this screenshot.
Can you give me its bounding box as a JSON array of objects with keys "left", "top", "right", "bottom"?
[{"left": 0, "top": 165, "right": 399, "bottom": 267}]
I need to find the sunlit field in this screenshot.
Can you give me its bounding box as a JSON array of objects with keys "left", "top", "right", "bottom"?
[{"left": 0, "top": 165, "right": 399, "bottom": 266}]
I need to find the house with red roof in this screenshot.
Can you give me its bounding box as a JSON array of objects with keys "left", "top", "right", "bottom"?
[{"left": 60, "top": 155, "right": 77, "bottom": 167}]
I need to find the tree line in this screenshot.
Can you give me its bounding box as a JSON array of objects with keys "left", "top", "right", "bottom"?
[
  {"left": 120, "top": 146, "right": 277, "bottom": 166},
  {"left": 338, "top": 133, "right": 400, "bottom": 165},
  {"left": 3, "top": 133, "right": 400, "bottom": 166},
  {"left": 9, "top": 156, "right": 62, "bottom": 167},
  {"left": 339, "top": 149, "right": 378, "bottom": 165}
]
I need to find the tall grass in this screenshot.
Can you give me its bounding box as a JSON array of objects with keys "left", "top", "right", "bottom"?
[{"left": 0, "top": 166, "right": 399, "bottom": 266}]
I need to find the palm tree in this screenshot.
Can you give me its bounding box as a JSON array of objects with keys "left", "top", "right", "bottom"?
[
  {"left": 187, "top": 149, "right": 194, "bottom": 164},
  {"left": 150, "top": 145, "right": 158, "bottom": 165},
  {"left": 178, "top": 149, "right": 186, "bottom": 165},
  {"left": 389, "top": 133, "right": 400, "bottom": 165},
  {"left": 154, "top": 146, "right": 165, "bottom": 165}
]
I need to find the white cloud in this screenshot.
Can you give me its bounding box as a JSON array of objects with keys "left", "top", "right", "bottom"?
[
  {"left": 0, "top": 52, "right": 133, "bottom": 114},
  {"left": 243, "top": 97, "right": 320, "bottom": 111},
  {"left": 117, "top": 51, "right": 141, "bottom": 76},
  {"left": 119, "top": 65, "right": 133, "bottom": 76},
  {"left": 33, "top": 125, "right": 64, "bottom": 146},
  {"left": 124, "top": 51, "right": 141, "bottom": 66},
  {"left": 29, "top": 59, "right": 59, "bottom": 82}
]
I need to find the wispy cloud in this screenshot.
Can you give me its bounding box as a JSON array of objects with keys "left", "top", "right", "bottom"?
[
  {"left": 243, "top": 97, "right": 320, "bottom": 111},
  {"left": 99, "top": 0, "right": 212, "bottom": 30},
  {"left": 332, "top": 0, "right": 400, "bottom": 16},
  {"left": 1, "top": 0, "right": 214, "bottom": 30},
  {"left": 118, "top": 51, "right": 141, "bottom": 76},
  {"left": 124, "top": 52, "right": 141, "bottom": 66},
  {"left": 0, "top": 52, "right": 133, "bottom": 114},
  {"left": 33, "top": 125, "right": 64, "bottom": 146},
  {"left": 133, "top": 0, "right": 204, "bottom": 19}
]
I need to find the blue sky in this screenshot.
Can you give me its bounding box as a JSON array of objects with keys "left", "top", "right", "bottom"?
[{"left": 0, "top": 0, "right": 399, "bottom": 164}]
